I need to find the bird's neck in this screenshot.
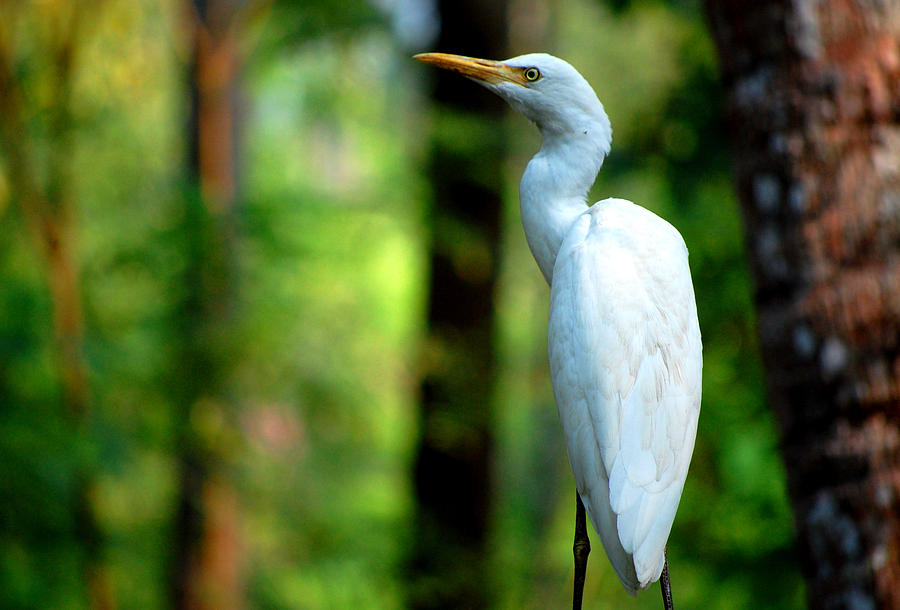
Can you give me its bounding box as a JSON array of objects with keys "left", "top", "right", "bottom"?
[{"left": 519, "top": 121, "right": 610, "bottom": 284}]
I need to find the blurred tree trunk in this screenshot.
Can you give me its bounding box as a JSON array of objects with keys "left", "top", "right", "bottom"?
[
  {"left": 171, "top": 1, "right": 245, "bottom": 608},
  {"left": 0, "top": 6, "right": 115, "bottom": 609},
  {"left": 408, "top": 0, "right": 508, "bottom": 607},
  {"left": 705, "top": 2, "right": 900, "bottom": 607}
]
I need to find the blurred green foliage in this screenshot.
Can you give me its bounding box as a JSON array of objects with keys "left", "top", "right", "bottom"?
[{"left": 0, "top": 0, "right": 804, "bottom": 607}]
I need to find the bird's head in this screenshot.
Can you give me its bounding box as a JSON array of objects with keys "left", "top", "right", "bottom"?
[{"left": 415, "top": 52, "right": 610, "bottom": 148}]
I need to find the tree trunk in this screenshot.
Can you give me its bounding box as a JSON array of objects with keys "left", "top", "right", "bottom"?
[
  {"left": 705, "top": 2, "right": 900, "bottom": 607},
  {"left": 0, "top": 6, "right": 114, "bottom": 608},
  {"left": 408, "top": 0, "right": 508, "bottom": 607},
  {"left": 171, "top": 1, "right": 244, "bottom": 608}
]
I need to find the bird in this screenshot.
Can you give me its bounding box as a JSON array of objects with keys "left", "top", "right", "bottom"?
[{"left": 414, "top": 52, "right": 702, "bottom": 608}]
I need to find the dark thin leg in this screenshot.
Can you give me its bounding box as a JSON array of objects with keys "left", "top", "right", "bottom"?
[
  {"left": 660, "top": 548, "right": 674, "bottom": 610},
  {"left": 573, "top": 491, "right": 590, "bottom": 610}
]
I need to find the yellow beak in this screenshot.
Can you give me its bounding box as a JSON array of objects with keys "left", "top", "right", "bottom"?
[{"left": 414, "top": 52, "right": 528, "bottom": 87}]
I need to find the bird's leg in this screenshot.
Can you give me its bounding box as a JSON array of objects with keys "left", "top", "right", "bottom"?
[
  {"left": 573, "top": 490, "right": 590, "bottom": 610},
  {"left": 660, "top": 547, "right": 674, "bottom": 610}
]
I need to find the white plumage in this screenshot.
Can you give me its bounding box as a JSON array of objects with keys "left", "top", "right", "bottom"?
[
  {"left": 549, "top": 198, "right": 701, "bottom": 590},
  {"left": 415, "top": 52, "right": 702, "bottom": 594}
]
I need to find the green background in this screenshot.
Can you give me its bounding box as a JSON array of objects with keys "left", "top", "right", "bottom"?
[{"left": 0, "top": 0, "right": 805, "bottom": 607}]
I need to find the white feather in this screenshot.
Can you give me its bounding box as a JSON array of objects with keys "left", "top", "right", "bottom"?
[{"left": 549, "top": 199, "right": 702, "bottom": 591}]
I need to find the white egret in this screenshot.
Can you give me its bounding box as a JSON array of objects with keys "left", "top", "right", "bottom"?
[{"left": 415, "top": 52, "right": 702, "bottom": 609}]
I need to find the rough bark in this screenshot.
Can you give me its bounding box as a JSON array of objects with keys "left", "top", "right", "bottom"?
[
  {"left": 705, "top": 2, "right": 900, "bottom": 608},
  {"left": 171, "top": 1, "right": 244, "bottom": 608},
  {"left": 408, "top": 0, "right": 507, "bottom": 607}
]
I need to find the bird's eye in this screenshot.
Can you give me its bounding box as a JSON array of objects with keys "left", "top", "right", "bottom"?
[{"left": 523, "top": 67, "right": 541, "bottom": 82}]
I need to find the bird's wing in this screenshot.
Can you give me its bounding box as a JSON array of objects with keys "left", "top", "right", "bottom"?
[{"left": 548, "top": 198, "right": 702, "bottom": 592}]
